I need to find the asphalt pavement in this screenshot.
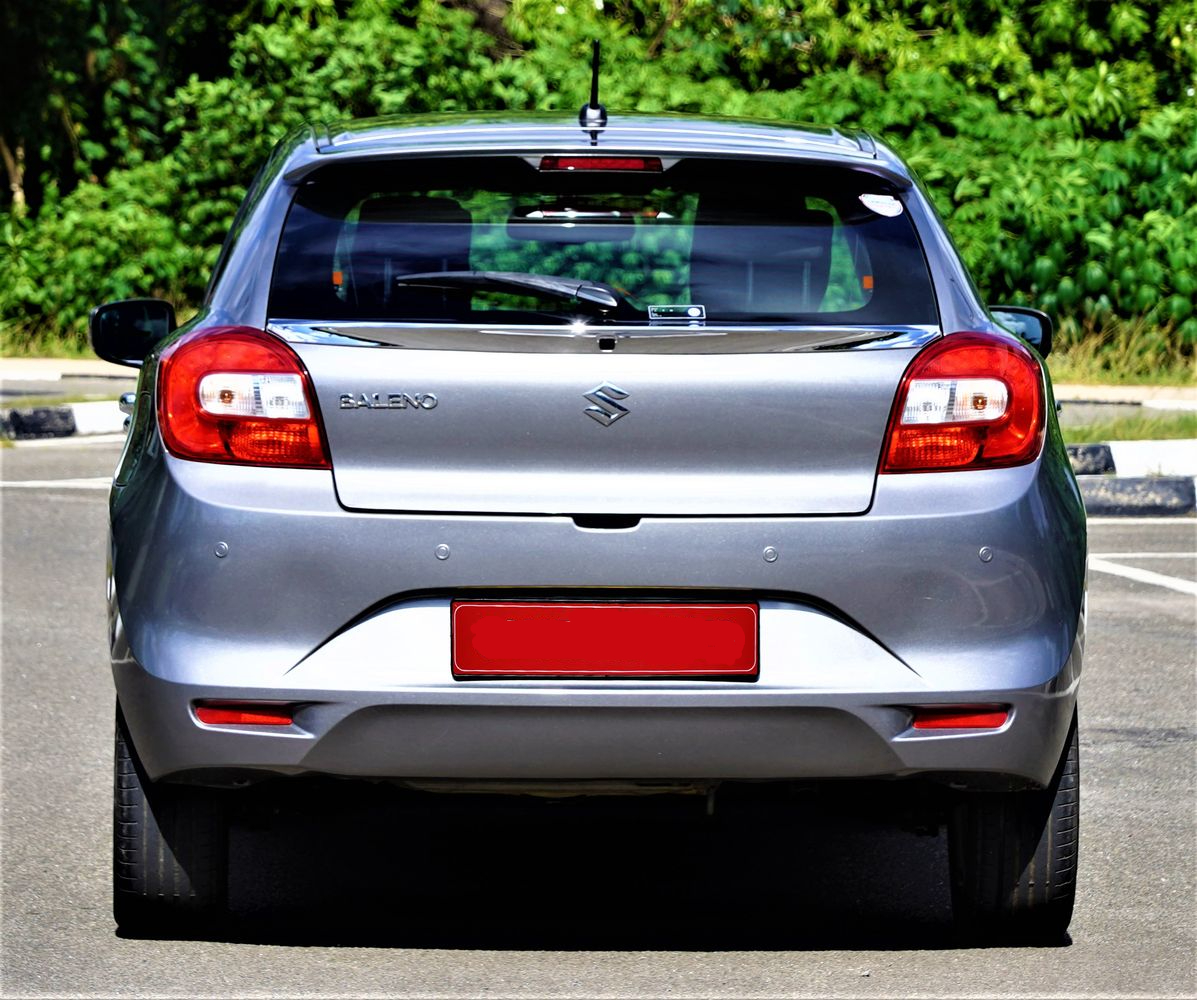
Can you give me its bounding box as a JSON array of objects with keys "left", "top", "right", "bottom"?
[{"left": 1, "top": 439, "right": 1194, "bottom": 998}]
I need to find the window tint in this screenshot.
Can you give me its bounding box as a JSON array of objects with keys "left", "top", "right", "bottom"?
[{"left": 269, "top": 158, "right": 937, "bottom": 326}]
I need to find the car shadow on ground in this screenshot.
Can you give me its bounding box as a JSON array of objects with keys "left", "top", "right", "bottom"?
[{"left": 118, "top": 781, "right": 1071, "bottom": 951}]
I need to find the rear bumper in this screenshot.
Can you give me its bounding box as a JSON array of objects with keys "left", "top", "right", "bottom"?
[
  {"left": 113, "top": 597, "right": 1081, "bottom": 790},
  {"left": 109, "top": 435, "right": 1086, "bottom": 791}
]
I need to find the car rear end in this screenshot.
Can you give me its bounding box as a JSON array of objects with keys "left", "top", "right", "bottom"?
[{"left": 105, "top": 117, "right": 1085, "bottom": 938}]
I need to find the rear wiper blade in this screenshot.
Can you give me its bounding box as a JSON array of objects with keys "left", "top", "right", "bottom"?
[{"left": 393, "top": 270, "right": 623, "bottom": 311}]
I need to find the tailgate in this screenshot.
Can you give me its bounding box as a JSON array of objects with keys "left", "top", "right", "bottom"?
[{"left": 296, "top": 338, "right": 915, "bottom": 516}]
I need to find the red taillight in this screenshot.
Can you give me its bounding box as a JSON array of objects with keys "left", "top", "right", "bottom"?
[
  {"left": 910, "top": 705, "right": 1010, "bottom": 730},
  {"left": 194, "top": 701, "right": 295, "bottom": 726},
  {"left": 882, "top": 332, "right": 1044, "bottom": 473},
  {"left": 158, "top": 327, "right": 329, "bottom": 468},
  {"left": 539, "top": 156, "right": 663, "bottom": 172}
]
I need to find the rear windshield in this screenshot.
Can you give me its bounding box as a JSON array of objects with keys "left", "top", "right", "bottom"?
[{"left": 269, "top": 158, "right": 937, "bottom": 326}]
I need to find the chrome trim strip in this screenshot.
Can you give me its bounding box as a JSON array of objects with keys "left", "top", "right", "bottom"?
[{"left": 268, "top": 322, "right": 940, "bottom": 354}]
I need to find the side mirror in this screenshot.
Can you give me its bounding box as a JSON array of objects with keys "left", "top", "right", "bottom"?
[
  {"left": 991, "top": 305, "right": 1053, "bottom": 358},
  {"left": 89, "top": 298, "right": 176, "bottom": 368}
]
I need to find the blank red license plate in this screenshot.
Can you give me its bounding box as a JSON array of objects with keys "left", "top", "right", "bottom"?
[{"left": 451, "top": 601, "right": 759, "bottom": 678}]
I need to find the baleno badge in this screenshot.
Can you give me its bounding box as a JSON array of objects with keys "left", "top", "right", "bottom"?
[
  {"left": 340, "top": 392, "right": 438, "bottom": 410},
  {"left": 584, "top": 383, "right": 629, "bottom": 426}
]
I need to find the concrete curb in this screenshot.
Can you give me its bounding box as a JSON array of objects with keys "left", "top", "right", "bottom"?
[
  {"left": 4, "top": 406, "right": 77, "bottom": 439},
  {"left": 1053, "top": 383, "right": 1197, "bottom": 407},
  {"left": 1066, "top": 443, "right": 1115, "bottom": 475},
  {"left": 1078, "top": 476, "right": 1197, "bottom": 517},
  {"left": 3, "top": 401, "right": 126, "bottom": 440},
  {"left": 1065, "top": 441, "right": 1197, "bottom": 477},
  {"left": 1064, "top": 441, "right": 1196, "bottom": 516},
  {"left": 0, "top": 358, "right": 136, "bottom": 381}
]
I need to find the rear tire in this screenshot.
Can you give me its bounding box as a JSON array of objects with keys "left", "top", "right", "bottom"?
[
  {"left": 113, "top": 706, "right": 229, "bottom": 934},
  {"left": 948, "top": 714, "right": 1079, "bottom": 944}
]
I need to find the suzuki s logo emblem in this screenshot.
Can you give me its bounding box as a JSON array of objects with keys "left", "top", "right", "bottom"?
[{"left": 584, "top": 383, "right": 629, "bottom": 426}]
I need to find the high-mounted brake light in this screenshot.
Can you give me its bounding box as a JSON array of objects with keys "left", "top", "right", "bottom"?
[
  {"left": 539, "top": 156, "right": 663, "bottom": 172},
  {"left": 158, "top": 327, "right": 329, "bottom": 468},
  {"left": 882, "top": 331, "right": 1044, "bottom": 473}
]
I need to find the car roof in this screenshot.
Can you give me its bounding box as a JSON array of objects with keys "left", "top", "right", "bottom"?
[{"left": 277, "top": 112, "right": 913, "bottom": 188}]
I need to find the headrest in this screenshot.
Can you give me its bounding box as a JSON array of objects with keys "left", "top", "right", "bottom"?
[
  {"left": 347, "top": 196, "right": 473, "bottom": 311},
  {"left": 689, "top": 205, "right": 835, "bottom": 317}
]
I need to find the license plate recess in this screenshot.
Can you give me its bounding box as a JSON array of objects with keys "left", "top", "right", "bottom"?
[{"left": 451, "top": 601, "right": 759, "bottom": 678}]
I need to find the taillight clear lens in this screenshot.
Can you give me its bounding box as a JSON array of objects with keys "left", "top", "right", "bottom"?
[
  {"left": 882, "top": 332, "right": 1044, "bottom": 473},
  {"left": 158, "top": 327, "right": 329, "bottom": 468},
  {"left": 198, "top": 372, "right": 310, "bottom": 419},
  {"left": 900, "top": 377, "right": 1008, "bottom": 425}
]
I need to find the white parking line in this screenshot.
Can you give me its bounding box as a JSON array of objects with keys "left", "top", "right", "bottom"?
[
  {"left": 0, "top": 478, "right": 111, "bottom": 490},
  {"left": 1089, "top": 557, "right": 1197, "bottom": 596},
  {"left": 1087, "top": 517, "right": 1197, "bottom": 526},
  {"left": 1090, "top": 552, "right": 1195, "bottom": 559}
]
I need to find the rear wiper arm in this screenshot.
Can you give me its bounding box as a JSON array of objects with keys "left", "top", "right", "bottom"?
[{"left": 393, "top": 270, "right": 623, "bottom": 311}]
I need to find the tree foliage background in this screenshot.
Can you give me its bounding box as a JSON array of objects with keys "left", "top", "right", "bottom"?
[{"left": 2, "top": 0, "right": 1195, "bottom": 377}]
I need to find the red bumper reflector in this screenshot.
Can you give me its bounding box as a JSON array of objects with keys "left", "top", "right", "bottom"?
[
  {"left": 452, "top": 602, "right": 758, "bottom": 677},
  {"left": 194, "top": 702, "right": 295, "bottom": 726},
  {"left": 910, "top": 705, "right": 1010, "bottom": 730},
  {"left": 539, "top": 155, "right": 663, "bottom": 172}
]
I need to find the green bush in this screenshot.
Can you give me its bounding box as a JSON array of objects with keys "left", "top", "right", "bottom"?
[
  {"left": 2, "top": 158, "right": 211, "bottom": 347},
  {"left": 2, "top": 0, "right": 1194, "bottom": 381}
]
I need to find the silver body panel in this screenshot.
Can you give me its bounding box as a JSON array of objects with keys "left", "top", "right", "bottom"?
[
  {"left": 110, "top": 431, "right": 1084, "bottom": 789},
  {"left": 108, "top": 113, "right": 1086, "bottom": 794},
  {"left": 305, "top": 341, "right": 917, "bottom": 516}
]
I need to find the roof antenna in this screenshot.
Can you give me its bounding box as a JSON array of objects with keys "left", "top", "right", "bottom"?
[{"left": 578, "top": 41, "right": 607, "bottom": 143}]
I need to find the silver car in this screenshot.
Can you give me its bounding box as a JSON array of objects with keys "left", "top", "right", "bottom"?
[{"left": 92, "top": 111, "right": 1084, "bottom": 942}]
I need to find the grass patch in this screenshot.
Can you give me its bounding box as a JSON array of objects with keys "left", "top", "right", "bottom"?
[
  {"left": 1, "top": 394, "right": 120, "bottom": 408},
  {"left": 1061, "top": 410, "right": 1197, "bottom": 443},
  {"left": 1, "top": 308, "right": 196, "bottom": 359},
  {"left": 1049, "top": 349, "right": 1196, "bottom": 386},
  {"left": 0, "top": 327, "right": 95, "bottom": 359},
  {"left": 1047, "top": 316, "right": 1196, "bottom": 386}
]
